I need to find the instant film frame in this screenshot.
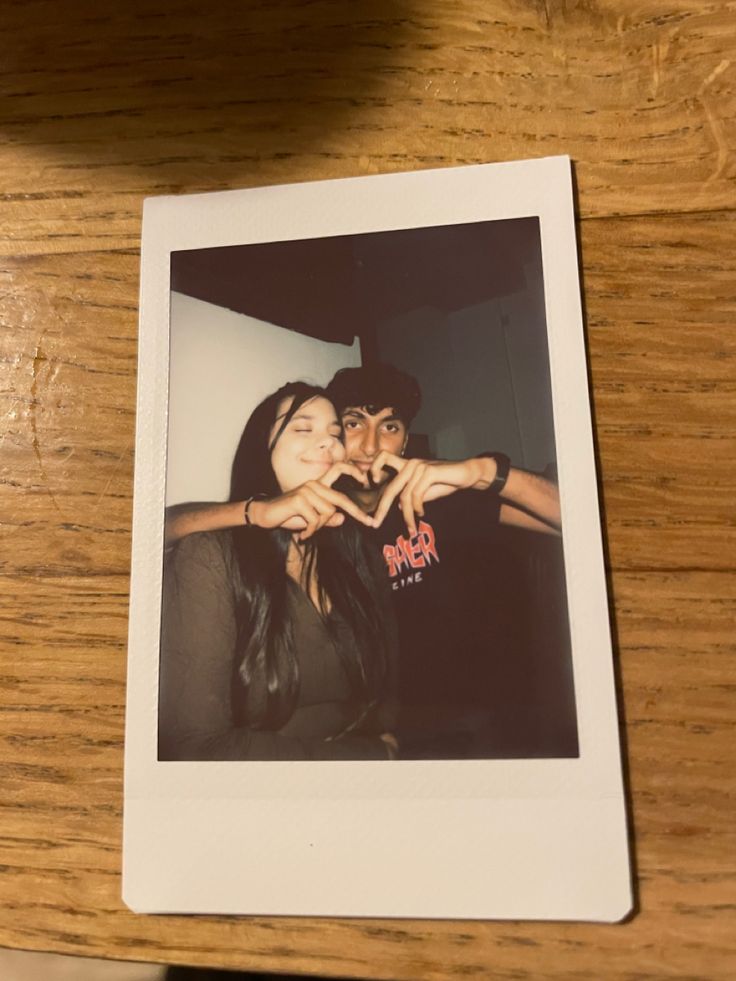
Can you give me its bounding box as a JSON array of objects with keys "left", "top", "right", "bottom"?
[
  {"left": 124, "top": 157, "right": 632, "bottom": 920},
  {"left": 163, "top": 216, "right": 577, "bottom": 763}
]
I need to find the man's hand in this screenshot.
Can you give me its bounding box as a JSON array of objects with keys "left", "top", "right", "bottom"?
[
  {"left": 249, "top": 462, "right": 374, "bottom": 540},
  {"left": 370, "top": 452, "right": 495, "bottom": 536}
]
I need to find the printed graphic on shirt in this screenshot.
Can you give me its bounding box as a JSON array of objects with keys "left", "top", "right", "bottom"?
[{"left": 383, "top": 520, "right": 440, "bottom": 590}]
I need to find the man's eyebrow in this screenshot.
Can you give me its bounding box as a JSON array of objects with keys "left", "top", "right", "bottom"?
[{"left": 342, "top": 407, "right": 402, "bottom": 422}]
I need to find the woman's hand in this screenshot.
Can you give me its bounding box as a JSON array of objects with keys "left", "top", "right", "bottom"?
[
  {"left": 248, "top": 462, "right": 374, "bottom": 540},
  {"left": 380, "top": 732, "right": 399, "bottom": 760}
]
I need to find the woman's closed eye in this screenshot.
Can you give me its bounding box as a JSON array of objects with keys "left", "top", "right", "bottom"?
[{"left": 293, "top": 428, "right": 343, "bottom": 444}]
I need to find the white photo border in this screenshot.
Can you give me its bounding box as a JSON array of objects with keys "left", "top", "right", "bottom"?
[{"left": 124, "top": 156, "right": 632, "bottom": 921}]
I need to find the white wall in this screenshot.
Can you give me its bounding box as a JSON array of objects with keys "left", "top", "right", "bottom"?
[
  {"left": 166, "top": 292, "right": 361, "bottom": 505},
  {"left": 374, "top": 259, "right": 557, "bottom": 472},
  {"left": 498, "top": 257, "right": 557, "bottom": 470}
]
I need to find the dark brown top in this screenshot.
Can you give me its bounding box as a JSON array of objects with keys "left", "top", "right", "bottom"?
[{"left": 158, "top": 531, "right": 395, "bottom": 760}]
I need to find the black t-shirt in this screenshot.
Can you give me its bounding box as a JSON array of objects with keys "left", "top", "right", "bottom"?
[
  {"left": 370, "top": 489, "right": 578, "bottom": 761},
  {"left": 369, "top": 490, "right": 504, "bottom": 757}
]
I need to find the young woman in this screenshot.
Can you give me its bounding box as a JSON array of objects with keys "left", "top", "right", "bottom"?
[{"left": 159, "top": 382, "right": 397, "bottom": 761}]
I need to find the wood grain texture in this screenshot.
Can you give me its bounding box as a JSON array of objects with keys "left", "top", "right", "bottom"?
[
  {"left": 0, "top": 0, "right": 735, "bottom": 256},
  {"left": 1, "top": 0, "right": 735, "bottom": 978}
]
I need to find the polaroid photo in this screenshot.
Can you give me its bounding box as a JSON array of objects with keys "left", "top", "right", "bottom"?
[{"left": 124, "top": 156, "right": 632, "bottom": 920}]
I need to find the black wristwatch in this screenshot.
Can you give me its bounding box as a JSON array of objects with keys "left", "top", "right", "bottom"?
[{"left": 479, "top": 452, "right": 511, "bottom": 495}]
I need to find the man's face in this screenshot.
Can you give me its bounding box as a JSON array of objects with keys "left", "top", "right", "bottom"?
[{"left": 341, "top": 406, "right": 408, "bottom": 485}]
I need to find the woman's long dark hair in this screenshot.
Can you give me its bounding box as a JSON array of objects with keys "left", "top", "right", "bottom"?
[{"left": 229, "top": 382, "right": 388, "bottom": 731}]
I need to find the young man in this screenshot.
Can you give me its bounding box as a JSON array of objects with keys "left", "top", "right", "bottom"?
[
  {"left": 165, "top": 363, "right": 577, "bottom": 759},
  {"left": 325, "top": 364, "right": 561, "bottom": 539}
]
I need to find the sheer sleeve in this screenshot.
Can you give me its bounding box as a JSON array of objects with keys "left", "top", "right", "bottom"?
[{"left": 158, "top": 532, "right": 389, "bottom": 761}]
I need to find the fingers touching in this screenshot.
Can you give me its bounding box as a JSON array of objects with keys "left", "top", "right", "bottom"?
[
  {"left": 296, "top": 480, "right": 372, "bottom": 540},
  {"left": 369, "top": 451, "right": 404, "bottom": 488},
  {"left": 321, "top": 461, "right": 370, "bottom": 490}
]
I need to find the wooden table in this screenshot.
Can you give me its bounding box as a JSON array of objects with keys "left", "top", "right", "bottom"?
[{"left": 1, "top": 1, "right": 734, "bottom": 977}]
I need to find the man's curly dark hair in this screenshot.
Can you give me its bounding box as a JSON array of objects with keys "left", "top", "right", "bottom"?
[{"left": 326, "top": 362, "right": 422, "bottom": 427}]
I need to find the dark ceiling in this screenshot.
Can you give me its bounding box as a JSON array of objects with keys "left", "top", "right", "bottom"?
[{"left": 170, "top": 217, "right": 541, "bottom": 346}]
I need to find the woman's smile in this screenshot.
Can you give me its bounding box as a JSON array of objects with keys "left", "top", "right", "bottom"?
[{"left": 301, "top": 457, "right": 332, "bottom": 470}]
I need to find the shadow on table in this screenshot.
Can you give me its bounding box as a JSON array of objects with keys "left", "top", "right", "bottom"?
[{"left": 1, "top": 0, "right": 420, "bottom": 183}]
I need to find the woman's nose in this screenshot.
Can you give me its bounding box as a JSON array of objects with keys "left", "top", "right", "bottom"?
[
  {"left": 317, "top": 432, "right": 340, "bottom": 451},
  {"left": 317, "top": 433, "right": 345, "bottom": 460}
]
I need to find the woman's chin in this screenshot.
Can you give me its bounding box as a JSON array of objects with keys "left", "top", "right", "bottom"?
[
  {"left": 304, "top": 461, "right": 332, "bottom": 479},
  {"left": 279, "top": 464, "right": 331, "bottom": 490}
]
